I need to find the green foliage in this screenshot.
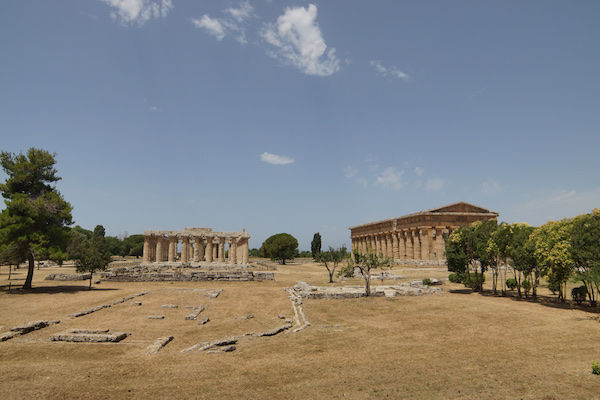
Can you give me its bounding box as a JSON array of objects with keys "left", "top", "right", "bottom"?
[
  {"left": 311, "top": 232, "right": 321, "bottom": 259},
  {"left": 259, "top": 233, "right": 298, "bottom": 265},
  {"left": 297, "top": 251, "right": 313, "bottom": 258},
  {"left": 570, "top": 210, "right": 600, "bottom": 306},
  {"left": 317, "top": 245, "right": 348, "bottom": 283},
  {"left": 337, "top": 260, "right": 355, "bottom": 278},
  {"left": 571, "top": 285, "right": 588, "bottom": 305},
  {"left": 249, "top": 248, "right": 260, "bottom": 257},
  {"left": 0, "top": 148, "right": 73, "bottom": 289},
  {"left": 461, "top": 272, "right": 486, "bottom": 290},
  {"left": 353, "top": 247, "right": 392, "bottom": 296},
  {"left": 448, "top": 273, "right": 461, "bottom": 283},
  {"left": 592, "top": 360, "right": 600, "bottom": 375},
  {"left": 506, "top": 278, "right": 517, "bottom": 290},
  {"left": 521, "top": 279, "right": 532, "bottom": 297},
  {"left": 422, "top": 278, "right": 432, "bottom": 286},
  {"left": 547, "top": 280, "right": 560, "bottom": 295},
  {"left": 68, "top": 225, "right": 112, "bottom": 288}
]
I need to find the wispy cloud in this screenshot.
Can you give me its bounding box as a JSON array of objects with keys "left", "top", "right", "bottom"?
[
  {"left": 414, "top": 167, "right": 424, "bottom": 176},
  {"left": 191, "top": 1, "right": 255, "bottom": 44},
  {"left": 482, "top": 179, "right": 507, "bottom": 196},
  {"left": 343, "top": 166, "right": 368, "bottom": 187},
  {"left": 260, "top": 152, "right": 294, "bottom": 165},
  {"left": 370, "top": 60, "right": 410, "bottom": 81},
  {"left": 375, "top": 167, "right": 404, "bottom": 190},
  {"left": 261, "top": 4, "right": 340, "bottom": 76},
  {"left": 426, "top": 177, "right": 445, "bottom": 192},
  {"left": 100, "top": 0, "right": 172, "bottom": 25}
]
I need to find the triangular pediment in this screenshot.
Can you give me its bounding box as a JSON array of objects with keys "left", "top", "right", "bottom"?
[{"left": 426, "top": 202, "right": 493, "bottom": 214}]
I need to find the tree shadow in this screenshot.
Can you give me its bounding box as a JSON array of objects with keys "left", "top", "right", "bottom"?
[
  {"left": 448, "top": 288, "right": 474, "bottom": 295},
  {"left": 477, "top": 289, "right": 600, "bottom": 315},
  {"left": 0, "top": 285, "right": 120, "bottom": 294}
]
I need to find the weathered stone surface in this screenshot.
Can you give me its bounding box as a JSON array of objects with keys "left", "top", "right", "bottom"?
[
  {"left": 45, "top": 273, "right": 91, "bottom": 281},
  {"left": 162, "top": 304, "right": 179, "bottom": 308},
  {"left": 185, "top": 306, "right": 205, "bottom": 320},
  {"left": 100, "top": 265, "right": 273, "bottom": 282},
  {"left": 148, "top": 315, "right": 165, "bottom": 320},
  {"left": 69, "top": 292, "right": 149, "bottom": 318},
  {"left": 197, "top": 317, "right": 210, "bottom": 325},
  {"left": 143, "top": 336, "right": 174, "bottom": 354},
  {"left": 51, "top": 331, "right": 129, "bottom": 343},
  {"left": 255, "top": 324, "right": 292, "bottom": 337},
  {"left": 290, "top": 281, "right": 442, "bottom": 299},
  {"left": 132, "top": 301, "right": 142, "bottom": 306},
  {"left": 0, "top": 320, "right": 61, "bottom": 341}
]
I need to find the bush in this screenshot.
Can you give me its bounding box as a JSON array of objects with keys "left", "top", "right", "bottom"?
[
  {"left": 422, "top": 278, "right": 432, "bottom": 286},
  {"left": 506, "top": 278, "right": 517, "bottom": 290},
  {"left": 337, "top": 261, "right": 355, "bottom": 278},
  {"left": 547, "top": 280, "right": 560, "bottom": 295},
  {"left": 522, "top": 279, "right": 532, "bottom": 296},
  {"left": 572, "top": 285, "right": 588, "bottom": 305},
  {"left": 592, "top": 360, "right": 600, "bottom": 375},
  {"left": 448, "top": 273, "right": 461, "bottom": 283}
]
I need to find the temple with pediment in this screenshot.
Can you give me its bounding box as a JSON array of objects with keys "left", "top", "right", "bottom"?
[{"left": 349, "top": 202, "right": 499, "bottom": 263}]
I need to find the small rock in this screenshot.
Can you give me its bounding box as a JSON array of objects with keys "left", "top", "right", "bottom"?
[{"left": 148, "top": 315, "right": 165, "bottom": 319}]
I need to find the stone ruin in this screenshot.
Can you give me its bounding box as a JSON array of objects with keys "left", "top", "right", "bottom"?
[
  {"left": 290, "top": 280, "right": 443, "bottom": 299},
  {"left": 100, "top": 227, "right": 274, "bottom": 282}
]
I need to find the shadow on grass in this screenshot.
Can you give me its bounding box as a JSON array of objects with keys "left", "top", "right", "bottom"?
[
  {"left": 477, "top": 289, "right": 600, "bottom": 315},
  {"left": 0, "top": 285, "right": 120, "bottom": 294}
]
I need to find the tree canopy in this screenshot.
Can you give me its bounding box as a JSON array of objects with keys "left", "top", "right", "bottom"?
[
  {"left": 311, "top": 232, "right": 321, "bottom": 259},
  {"left": 316, "top": 245, "right": 348, "bottom": 283},
  {"left": 259, "top": 233, "right": 298, "bottom": 265},
  {"left": 0, "top": 148, "right": 73, "bottom": 289},
  {"left": 68, "top": 225, "right": 112, "bottom": 289}
]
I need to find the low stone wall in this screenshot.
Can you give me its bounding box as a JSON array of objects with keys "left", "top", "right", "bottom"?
[
  {"left": 100, "top": 265, "right": 274, "bottom": 282},
  {"left": 45, "top": 273, "right": 92, "bottom": 281},
  {"left": 290, "top": 280, "right": 442, "bottom": 299}
]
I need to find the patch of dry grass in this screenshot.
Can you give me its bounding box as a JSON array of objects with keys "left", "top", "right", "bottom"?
[{"left": 1, "top": 261, "right": 600, "bottom": 399}]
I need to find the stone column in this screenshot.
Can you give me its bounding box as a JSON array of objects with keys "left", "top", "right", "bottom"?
[
  {"left": 241, "top": 238, "right": 249, "bottom": 264},
  {"left": 392, "top": 232, "right": 399, "bottom": 259},
  {"left": 193, "top": 237, "right": 201, "bottom": 262},
  {"left": 420, "top": 228, "right": 430, "bottom": 260},
  {"left": 213, "top": 243, "right": 218, "bottom": 260},
  {"left": 143, "top": 235, "right": 151, "bottom": 262},
  {"left": 155, "top": 237, "right": 164, "bottom": 263},
  {"left": 205, "top": 237, "right": 214, "bottom": 262},
  {"left": 435, "top": 228, "right": 448, "bottom": 261},
  {"left": 405, "top": 230, "right": 414, "bottom": 260},
  {"left": 398, "top": 232, "right": 406, "bottom": 260},
  {"left": 168, "top": 237, "right": 176, "bottom": 262},
  {"left": 218, "top": 237, "right": 226, "bottom": 262},
  {"left": 230, "top": 240, "right": 237, "bottom": 264},
  {"left": 181, "top": 236, "right": 189, "bottom": 262},
  {"left": 413, "top": 230, "right": 421, "bottom": 261}
]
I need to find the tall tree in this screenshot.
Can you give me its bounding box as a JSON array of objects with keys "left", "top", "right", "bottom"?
[
  {"left": 570, "top": 209, "right": 600, "bottom": 306},
  {"left": 316, "top": 245, "right": 348, "bottom": 283},
  {"left": 68, "top": 225, "right": 112, "bottom": 289},
  {"left": 311, "top": 232, "right": 322, "bottom": 259},
  {"left": 0, "top": 148, "right": 73, "bottom": 289},
  {"left": 259, "top": 233, "right": 298, "bottom": 265}
]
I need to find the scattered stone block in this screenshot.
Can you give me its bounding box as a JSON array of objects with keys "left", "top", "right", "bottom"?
[
  {"left": 185, "top": 305, "right": 205, "bottom": 320},
  {"left": 256, "top": 324, "right": 292, "bottom": 337},
  {"left": 147, "top": 315, "right": 165, "bottom": 320},
  {"left": 143, "top": 336, "right": 174, "bottom": 354},
  {"left": 197, "top": 317, "right": 210, "bottom": 325},
  {"left": 162, "top": 304, "right": 178, "bottom": 308},
  {"left": 51, "top": 330, "right": 129, "bottom": 343},
  {"left": 45, "top": 273, "right": 91, "bottom": 281},
  {"left": 132, "top": 301, "right": 142, "bottom": 306}
]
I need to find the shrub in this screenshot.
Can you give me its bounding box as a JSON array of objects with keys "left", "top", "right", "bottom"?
[
  {"left": 572, "top": 285, "right": 588, "bottom": 305},
  {"left": 422, "top": 278, "right": 432, "bottom": 286},
  {"left": 448, "top": 273, "right": 461, "bottom": 283},
  {"left": 547, "top": 280, "right": 560, "bottom": 295},
  {"left": 506, "top": 278, "right": 517, "bottom": 290},
  {"left": 592, "top": 360, "right": 600, "bottom": 375},
  {"left": 522, "top": 279, "right": 532, "bottom": 296},
  {"left": 337, "top": 261, "right": 355, "bottom": 278}
]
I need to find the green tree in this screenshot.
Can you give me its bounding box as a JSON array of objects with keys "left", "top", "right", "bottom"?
[
  {"left": 508, "top": 223, "right": 537, "bottom": 298},
  {"left": 531, "top": 219, "right": 573, "bottom": 302},
  {"left": 316, "top": 245, "right": 348, "bottom": 283},
  {"left": 105, "top": 236, "right": 124, "bottom": 256},
  {"left": 311, "top": 232, "right": 322, "bottom": 259},
  {"left": 68, "top": 225, "right": 112, "bottom": 289},
  {"left": 352, "top": 247, "right": 392, "bottom": 296},
  {"left": 259, "top": 233, "right": 298, "bottom": 265},
  {"left": 570, "top": 209, "right": 600, "bottom": 307},
  {"left": 0, "top": 148, "right": 73, "bottom": 289},
  {"left": 122, "top": 234, "right": 144, "bottom": 258}
]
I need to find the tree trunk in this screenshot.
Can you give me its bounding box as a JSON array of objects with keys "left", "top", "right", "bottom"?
[
  {"left": 23, "top": 251, "right": 35, "bottom": 290},
  {"left": 8, "top": 265, "right": 12, "bottom": 280},
  {"left": 362, "top": 270, "right": 371, "bottom": 297},
  {"left": 89, "top": 273, "right": 93, "bottom": 290}
]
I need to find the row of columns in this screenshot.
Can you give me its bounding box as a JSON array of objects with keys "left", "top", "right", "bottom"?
[
  {"left": 143, "top": 235, "right": 249, "bottom": 264},
  {"left": 351, "top": 226, "right": 451, "bottom": 261}
]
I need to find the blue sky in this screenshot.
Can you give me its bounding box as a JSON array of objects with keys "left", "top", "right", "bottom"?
[{"left": 1, "top": 1, "right": 599, "bottom": 251}]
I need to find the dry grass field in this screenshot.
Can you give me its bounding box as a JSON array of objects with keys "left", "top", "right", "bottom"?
[{"left": 1, "top": 260, "right": 600, "bottom": 399}]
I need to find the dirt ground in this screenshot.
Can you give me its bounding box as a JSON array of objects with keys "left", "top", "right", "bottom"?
[{"left": 1, "top": 260, "right": 600, "bottom": 399}]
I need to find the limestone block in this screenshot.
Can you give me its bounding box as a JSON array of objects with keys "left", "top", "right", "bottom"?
[
  {"left": 143, "top": 336, "right": 174, "bottom": 354},
  {"left": 197, "top": 317, "right": 210, "bottom": 325},
  {"left": 255, "top": 324, "right": 292, "bottom": 337},
  {"left": 147, "top": 315, "right": 165, "bottom": 319}
]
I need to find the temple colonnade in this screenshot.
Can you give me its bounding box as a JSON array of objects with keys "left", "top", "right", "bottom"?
[{"left": 142, "top": 227, "right": 250, "bottom": 265}]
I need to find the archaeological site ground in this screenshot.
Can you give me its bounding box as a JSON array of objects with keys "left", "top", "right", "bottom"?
[{"left": 1, "top": 260, "right": 600, "bottom": 399}]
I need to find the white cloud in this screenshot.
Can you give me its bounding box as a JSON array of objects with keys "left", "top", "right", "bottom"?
[
  {"left": 192, "top": 2, "right": 254, "bottom": 44},
  {"left": 191, "top": 15, "right": 227, "bottom": 40},
  {"left": 426, "top": 178, "right": 445, "bottom": 192},
  {"left": 343, "top": 166, "right": 368, "bottom": 187},
  {"left": 261, "top": 4, "right": 340, "bottom": 76},
  {"left": 370, "top": 60, "right": 410, "bottom": 81},
  {"left": 260, "top": 152, "right": 294, "bottom": 165},
  {"left": 375, "top": 167, "right": 404, "bottom": 190},
  {"left": 482, "top": 179, "right": 507, "bottom": 196},
  {"left": 414, "top": 167, "right": 424, "bottom": 176},
  {"left": 100, "top": 0, "right": 172, "bottom": 25}
]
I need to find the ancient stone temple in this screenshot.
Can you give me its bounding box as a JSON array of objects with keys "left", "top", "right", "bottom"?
[
  {"left": 142, "top": 227, "right": 250, "bottom": 265},
  {"left": 349, "top": 202, "right": 499, "bottom": 264}
]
